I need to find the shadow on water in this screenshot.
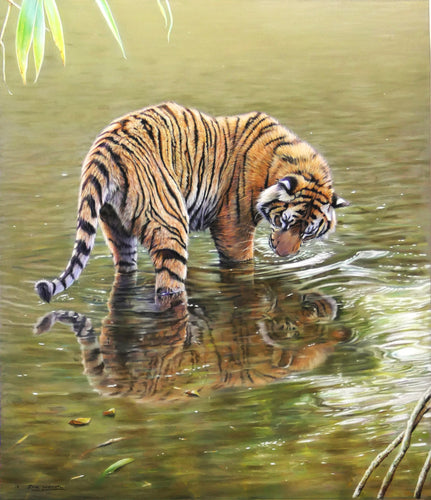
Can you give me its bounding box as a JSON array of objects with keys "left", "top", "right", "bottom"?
[{"left": 34, "top": 270, "right": 352, "bottom": 402}]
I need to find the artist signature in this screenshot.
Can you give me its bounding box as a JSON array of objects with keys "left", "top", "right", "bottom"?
[{"left": 17, "top": 484, "right": 65, "bottom": 491}]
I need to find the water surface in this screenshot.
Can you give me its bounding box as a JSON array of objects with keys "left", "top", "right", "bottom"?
[{"left": 0, "top": 1, "right": 429, "bottom": 498}]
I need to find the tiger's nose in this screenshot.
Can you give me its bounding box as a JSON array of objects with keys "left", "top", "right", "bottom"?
[{"left": 271, "top": 226, "right": 302, "bottom": 257}]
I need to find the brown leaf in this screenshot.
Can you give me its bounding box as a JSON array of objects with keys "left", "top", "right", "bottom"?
[
  {"left": 103, "top": 408, "right": 116, "bottom": 417},
  {"left": 185, "top": 390, "right": 200, "bottom": 398},
  {"left": 69, "top": 418, "right": 91, "bottom": 426}
]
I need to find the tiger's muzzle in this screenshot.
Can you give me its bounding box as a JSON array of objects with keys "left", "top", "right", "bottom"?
[{"left": 270, "top": 225, "right": 302, "bottom": 257}]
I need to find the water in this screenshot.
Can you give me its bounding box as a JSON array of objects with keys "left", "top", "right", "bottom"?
[{"left": 1, "top": 1, "right": 429, "bottom": 498}]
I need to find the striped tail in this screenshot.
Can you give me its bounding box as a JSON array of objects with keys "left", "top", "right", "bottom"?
[{"left": 35, "top": 159, "right": 107, "bottom": 303}]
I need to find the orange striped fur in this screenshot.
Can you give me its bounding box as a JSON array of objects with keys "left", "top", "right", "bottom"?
[{"left": 35, "top": 102, "right": 348, "bottom": 303}]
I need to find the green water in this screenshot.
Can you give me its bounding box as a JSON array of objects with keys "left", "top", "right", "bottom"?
[{"left": 0, "top": 1, "right": 429, "bottom": 499}]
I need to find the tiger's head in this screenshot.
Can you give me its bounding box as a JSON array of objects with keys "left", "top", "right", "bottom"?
[{"left": 257, "top": 174, "right": 349, "bottom": 257}]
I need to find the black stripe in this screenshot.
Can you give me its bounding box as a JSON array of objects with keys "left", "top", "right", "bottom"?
[
  {"left": 273, "top": 140, "right": 301, "bottom": 152},
  {"left": 76, "top": 239, "right": 91, "bottom": 256},
  {"left": 78, "top": 218, "right": 96, "bottom": 235},
  {"left": 93, "top": 159, "right": 110, "bottom": 183},
  {"left": 85, "top": 347, "right": 102, "bottom": 362},
  {"left": 154, "top": 267, "right": 185, "bottom": 283},
  {"left": 281, "top": 155, "right": 299, "bottom": 165},
  {"left": 116, "top": 260, "right": 136, "bottom": 267},
  {"left": 70, "top": 255, "right": 84, "bottom": 270},
  {"left": 98, "top": 140, "right": 130, "bottom": 208},
  {"left": 80, "top": 195, "right": 97, "bottom": 218},
  {"left": 82, "top": 175, "right": 103, "bottom": 204},
  {"left": 153, "top": 248, "right": 187, "bottom": 265}
]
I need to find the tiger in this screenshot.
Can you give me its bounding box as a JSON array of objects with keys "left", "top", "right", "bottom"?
[{"left": 35, "top": 102, "right": 348, "bottom": 303}]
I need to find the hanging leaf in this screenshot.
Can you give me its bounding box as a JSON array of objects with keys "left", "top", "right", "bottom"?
[
  {"left": 69, "top": 417, "right": 91, "bottom": 426},
  {"left": 16, "top": 0, "right": 38, "bottom": 84},
  {"left": 101, "top": 457, "right": 134, "bottom": 477},
  {"left": 93, "top": 0, "right": 126, "bottom": 58},
  {"left": 157, "top": 0, "right": 173, "bottom": 42},
  {"left": 157, "top": 0, "right": 168, "bottom": 27},
  {"left": 33, "top": 0, "right": 45, "bottom": 81},
  {"left": 43, "top": 0, "right": 65, "bottom": 65}
]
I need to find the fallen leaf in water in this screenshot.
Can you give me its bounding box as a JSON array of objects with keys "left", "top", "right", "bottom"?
[
  {"left": 80, "top": 437, "right": 125, "bottom": 458},
  {"left": 9, "top": 434, "right": 30, "bottom": 450},
  {"left": 185, "top": 390, "right": 200, "bottom": 397},
  {"left": 103, "top": 408, "right": 116, "bottom": 417},
  {"left": 16, "top": 434, "right": 30, "bottom": 445},
  {"left": 102, "top": 457, "right": 134, "bottom": 477},
  {"left": 71, "top": 475, "right": 85, "bottom": 481},
  {"left": 68, "top": 418, "right": 91, "bottom": 426}
]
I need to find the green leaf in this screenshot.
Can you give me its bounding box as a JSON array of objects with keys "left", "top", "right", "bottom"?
[
  {"left": 43, "top": 0, "right": 65, "bottom": 65},
  {"left": 157, "top": 0, "right": 168, "bottom": 27},
  {"left": 157, "top": 0, "right": 173, "bottom": 42},
  {"left": 33, "top": 0, "right": 45, "bottom": 82},
  {"left": 93, "top": 0, "right": 126, "bottom": 58},
  {"left": 16, "top": 0, "right": 38, "bottom": 84},
  {"left": 102, "top": 457, "right": 134, "bottom": 477}
]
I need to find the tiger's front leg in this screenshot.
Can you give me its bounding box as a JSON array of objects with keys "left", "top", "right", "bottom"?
[
  {"left": 210, "top": 217, "right": 256, "bottom": 263},
  {"left": 140, "top": 221, "right": 189, "bottom": 302}
]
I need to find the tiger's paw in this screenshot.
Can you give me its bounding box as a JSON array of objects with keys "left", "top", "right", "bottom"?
[{"left": 156, "top": 287, "right": 187, "bottom": 310}]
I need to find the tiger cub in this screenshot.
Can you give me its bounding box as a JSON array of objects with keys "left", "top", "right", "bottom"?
[{"left": 35, "top": 102, "right": 348, "bottom": 303}]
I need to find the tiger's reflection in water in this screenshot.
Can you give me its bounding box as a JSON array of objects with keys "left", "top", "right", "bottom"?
[{"left": 34, "top": 272, "right": 351, "bottom": 401}]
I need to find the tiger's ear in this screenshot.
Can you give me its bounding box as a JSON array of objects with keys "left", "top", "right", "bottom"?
[
  {"left": 331, "top": 193, "right": 350, "bottom": 209},
  {"left": 278, "top": 176, "right": 298, "bottom": 195}
]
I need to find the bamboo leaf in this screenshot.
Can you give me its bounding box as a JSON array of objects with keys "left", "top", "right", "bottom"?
[
  {"left": 33, "top": 0, "right": 45, "bottom": 82},
  {"left": 102, "top": 457, "right": 134, "bottom": 477},
  {"left": 157, "top": 0, "right": 168, "bottom": 27},
  {"left": 43, "top": 0, "right": 65, "bottom": 65},
  {"left": 16, "top": 0, "right": 38, "bottom": 84},
  {"left": 165, "top": 0, "right": 173, "bottom": 43},
  {"left": 157, "top": 0, "right": 173, "bottom": 42},
  {"left": 93, "top": 0, "right": 126, "bottom": 58}
]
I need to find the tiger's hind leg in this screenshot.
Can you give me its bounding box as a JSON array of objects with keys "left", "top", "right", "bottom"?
[
  {"left": 140, "top": 221, "right": 189, "bottom": 301},
  {"left": 99, "top": 204, "right": 138, "bottom": 273}
]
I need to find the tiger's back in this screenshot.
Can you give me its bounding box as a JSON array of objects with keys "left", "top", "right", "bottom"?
[{"left": 35, "top": 102, "right": 348, "bottom": 303}]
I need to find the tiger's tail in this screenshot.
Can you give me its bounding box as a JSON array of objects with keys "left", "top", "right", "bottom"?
[{"left": 35, "top": 154, "right": 109, "bottom": 303}]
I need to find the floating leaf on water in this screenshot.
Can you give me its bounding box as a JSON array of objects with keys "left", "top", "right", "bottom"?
[
  {"left": 71, "top": 475, "right": 85, "bottom": 481},
  {"left": 142, "top": 481, "right": 152, "bottom": 488},
  {"left": 97, "top": 437, "right": 125, "bottom": 448},
  {"left": 102, "top": 457, "right": 134, "bottom": 477},
  {"left": 16, "top": 434, "right": 30, "bottom": 445},
  {"left": 80, "top": 437, "right": 126, "bottom": 458},
  {"left": 185, "top": 389, "right": 200, "bottom": 398},
  {"left": 68, "top": 418, "right": 91, "bottom": 426},
  {"left": 103, "top": 408, "right": 116, "bottom": 417},
  {"left": 9, "top": 434, "right": 30, "bottom": 450}
]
